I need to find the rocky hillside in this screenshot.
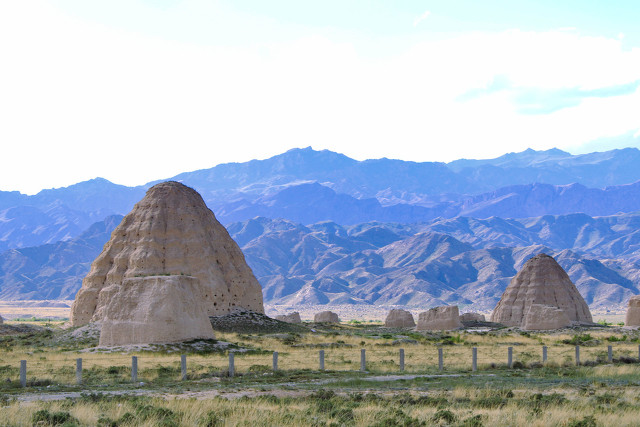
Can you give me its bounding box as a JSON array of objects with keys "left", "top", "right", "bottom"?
[
  {"left": 0, "top": 216, "right": 122, "bottom": 300},
  {"left": 3, "top": 213, "right": 639, "bottom": 310},
  {"left": 2, "top": 146, "right": 640, "bottom": 310},
  {"left": 236, "top": 217, "right": 640, "bottom": 310}
]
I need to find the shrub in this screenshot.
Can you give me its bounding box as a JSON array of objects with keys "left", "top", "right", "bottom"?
[
  {"left": 310, "top": 389, "right": 336, "bottom": 400},
  {"left": 96, "top": 416, "right": 118, "bottom": 427},
  {"left": 248, "top": 364, "right": 271, "bottom": 373},
  {"left": 200, "top": 411, "right": 223, "bottom": 427},
  {"left": 32, "top": 409, "right": 77, "bottom": 426},
  {"left": 432, "top": 409, "right": 457, "bottom": 424},
  {"left": 565, "top": 415, "right": 597, "bottom": 427},
  {"left": 135, "top": 404, "right": 177, "bottom": 424},
  {"left": 374, "top": 409, "right": 425, "bottom": 427},
  {"left": 460, "top": 414, "right": 485, "bottom": 427},
  {"left": 562, "top": 334, "right": 593, "bottom": 345},
  {"left": 474, "top": 395, "right": 507, "bottom": 409}
]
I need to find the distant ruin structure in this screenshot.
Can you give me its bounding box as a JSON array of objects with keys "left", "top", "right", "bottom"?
[
  {"left": 416, "top": 306, "right": 462, "bottom": 330},
  {"left": 384, "top": 309, "right": 415, "bottom": 328}
]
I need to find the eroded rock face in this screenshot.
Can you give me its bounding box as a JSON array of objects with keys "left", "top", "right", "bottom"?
[
  {"left": 490, "top": 253, "right": 592, "bottom": 327},
  {"left": 99, "top": 275, "right": 215, "bottom": 346},
  {"left": 522, "top": 304, "right": 571, "bottom": 331},
  {"left": 416, "top": 306, "right": 462, "bottom": 330},
  {"left": 314, "top": 311, "right": 340, "bottom": 323},
  {"left": 384, "top": 309, "right": 415, "bottom": 328},
  {"left": 625, "top": 296, "right": 640, "bottom": 327},
  {"left": 460, "top": 312, "right": 485, "bottom": 322},
  {"left": 70, "top": 181, "right": 264, "bottom": 327},
  {"left": 275, "top": 312, "right": 302, "bottom": 323}
]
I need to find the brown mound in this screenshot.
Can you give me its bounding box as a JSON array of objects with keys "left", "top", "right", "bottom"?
[
  {"left": 71, "top": 181, "right": 264, "bottom": 328},
  {"left": 490, "top": 253, "right": 592, "bottom": 327}
]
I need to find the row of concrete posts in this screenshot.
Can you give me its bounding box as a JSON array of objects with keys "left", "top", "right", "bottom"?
[{"left": 15, "top": 345, "right": 638, "bottom": 387}]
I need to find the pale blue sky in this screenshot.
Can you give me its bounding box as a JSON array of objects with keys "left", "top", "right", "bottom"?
[{"left": 0, "top": 1, "right": 639, "bottom": 193}]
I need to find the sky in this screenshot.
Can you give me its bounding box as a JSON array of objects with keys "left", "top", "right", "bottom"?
[{"left": 1, "top": 1, "right": 639, "bottom": 194}]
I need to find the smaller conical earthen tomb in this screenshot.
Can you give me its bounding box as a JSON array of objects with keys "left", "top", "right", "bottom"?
[
  {"left": 490, "top": 253, "right": 592, "bottom": 329},
  {"left": 70, "top": 181, "right": 264, "bottom": 345}
]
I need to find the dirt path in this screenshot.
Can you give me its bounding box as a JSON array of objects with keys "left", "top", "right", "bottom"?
[{"left": 12, "top": 372, "right": 478, "bottom": 403}]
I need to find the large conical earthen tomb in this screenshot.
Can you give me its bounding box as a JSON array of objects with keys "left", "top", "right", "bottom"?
[
  {"left": 70, "top": 181, "right": 264, "bottom": 344},
  {"left": 490, "top": 253, "right": 592, "bottom": 329}
]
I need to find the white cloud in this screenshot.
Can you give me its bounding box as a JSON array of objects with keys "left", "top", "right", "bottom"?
[
  {"left": 413, "top": 10, "right": 430, "bottom": 27},
  {"left": 0, "top": 2, "right": 639, "bottom": 193}
]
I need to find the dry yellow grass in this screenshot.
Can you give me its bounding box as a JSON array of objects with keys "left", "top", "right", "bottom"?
[
  {"left": 3, "top": 387, "right": 640, "bottom": 426},
  {"left": 4, "top": 320, "right": 640, "bottom": 426},
  {"left": 3, "top": 326, "right": 640, "bottom": 385}
]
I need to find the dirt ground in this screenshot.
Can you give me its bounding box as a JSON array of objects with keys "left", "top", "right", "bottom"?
[{"left": 0, "top": 300, "right": 628, "bottom": 324}]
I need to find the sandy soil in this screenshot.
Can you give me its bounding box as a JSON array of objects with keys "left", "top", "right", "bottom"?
[
  {"left": 0, "top": 300, "right": 72, "bottom": 320},
  {"left": 0, "top": 300, "right": 627, "bottom": 324}
]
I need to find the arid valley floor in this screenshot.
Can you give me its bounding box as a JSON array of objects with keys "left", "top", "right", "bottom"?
[{"left": 1, "top": 302, "right": 640, "bottom": 426}]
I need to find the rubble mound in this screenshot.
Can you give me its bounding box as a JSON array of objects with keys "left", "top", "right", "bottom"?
[
  {"left": 384, "top": 309, "right": 415, "bottom": 328},
  {"left": 314, "top": 311, "right": 341, "bottom": 323},
  {"left": 209, "top": 310, "right": 306, "bottom": 333},
  {"left": 625, "top": 296, "right": 640, "bottom": 327},
  {"left": 416, "top": 306, "right": 463, "bottom": 331},
  {"left": 275, "top": 312, "right": 302, "bottom": 323},
  {"left": 460, "top": 313, "right": 485, "bottom": 323}
]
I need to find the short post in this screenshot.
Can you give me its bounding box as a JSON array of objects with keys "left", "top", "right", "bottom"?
[
  {"left": 472, "top": 347, "right": 477, "bottom": 372},
  {"left": 608, "top": 345, "right": 613, "bottom": 363},
  {"left": 228, "top": 352, "right": 235, "bottom": 378},
  {"left": 542, "top": 346, "right": 548, "bottom": 363},
  {"left": 319, "top": 350, "right": 325, "bottom": 371},
  {"left": 438, "top": 347, "right": 444, "bottom": 371},
  {"left": 360, "top": 349, "right": 366, "bottom": 372},
  {"left": 399, "top": 349, "right": 405, "bottom": 372},
  {"left": 508, "top": 347, "right": 513, "bottom": 368},
  {"left": 575, "top": 345, "right": 580, "bottom": 366},
  {"left": 76, "top": 358, "right": 82, "bottom": 385},
  {"left": 131, "top": 356, "right": 138, "bottom": 382},
  {"left": 20, "top": 360, "right": 26, "bottom": 388},
  {"left": 273, "top": 351, "right": 278, "bottom": 371},
  {"left": 181, "top": 354, "right": 187, "bottom": 381},
  {"left": 637, "top": 344, "right": 640, "bottom": 361}
]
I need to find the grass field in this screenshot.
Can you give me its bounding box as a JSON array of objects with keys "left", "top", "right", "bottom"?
[{"left": 2, "top": 320, "right": 640, "bottom": 426}]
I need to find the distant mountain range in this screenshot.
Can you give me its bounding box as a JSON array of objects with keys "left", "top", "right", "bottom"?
[
  {"left": 3, "top": 146, "right": 640, "bottom": 251},
  {"left": 2, "top": 212, "right": 640, "bottom": 310},
  {"left": 2, "top": 146, "right": 640, "bottom": 309}
]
